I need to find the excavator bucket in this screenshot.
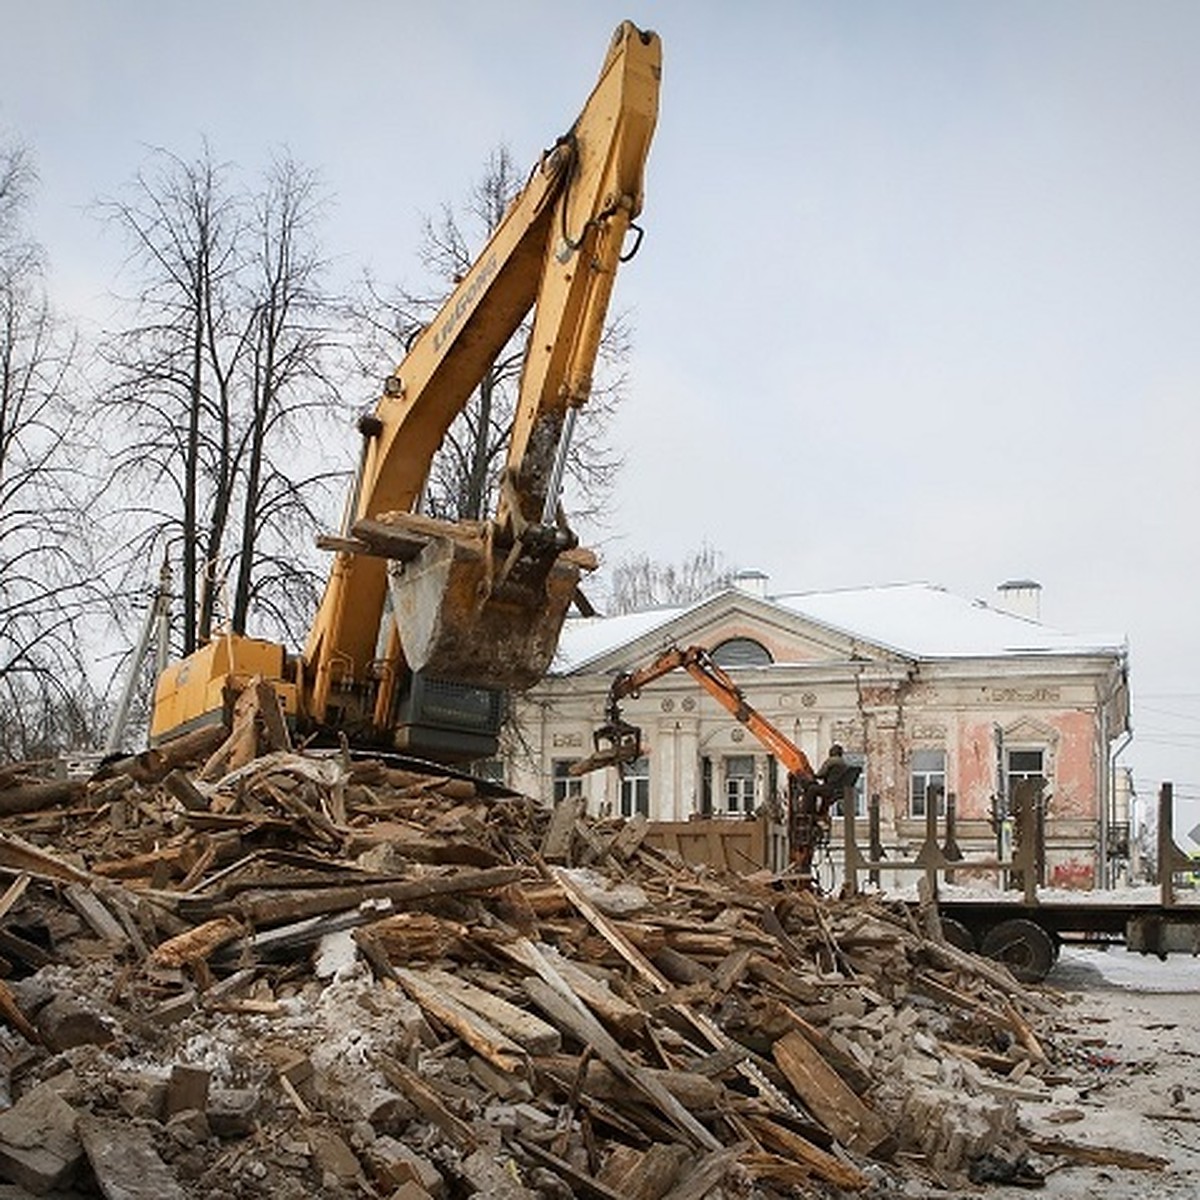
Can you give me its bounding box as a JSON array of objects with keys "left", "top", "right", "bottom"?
[
  {"left": 386, "top": 530, "right": 587, "bottom": 691},
  {"left": 568, "top": 716, "right": 643, "bottom": 777}
]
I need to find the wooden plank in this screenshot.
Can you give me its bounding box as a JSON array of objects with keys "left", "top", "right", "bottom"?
[
  {"left": 916, "top": 935, "right": 1058, "bottom": 1014},
  {"left": 415, "top": 967, "right": 560, "bottom": 1054},
  {"left": 509, "top": 941, "right": 644, "bottom": 1034},
  {"left": 210, "top": 863, "right": 523, "bottom": 925},
  {"left": 549, "top": 866, "right": 671, "bottom": 990},
  {"left": 534, "top": 1055, "right": 721, "bottom": 1110},
  {"left": 377, "top": 1058, "right": 477, "bottom": 1152},
  {"left": 513, "top": 1134, "right": 627, "bottom": 1200},
  {"left": 548, "top": 868, "right": 800, "bottom": 1119},
  {"left": 0, "top": 928, "right": 55, "bottom": 970},
  {"left": 0, "top": 778, "right": 86, "bottom": 816},
  {"left": 1026, "top": 1135, "right": 1167, "bottom": 1171},
  {"left": 160, "top": 769, "right": 210, "bottom": 812},
  {"left": 0, "top": 833, "right": 93, "bottom": 885},
  {"left": 540, "top": 796, "right": 581, "bottom": 864},
  {"left": 710, "top": 946, "right": 753, "bottom": 994},
  {"left": 0, "top": 979, "right": 39, "bottom": 1043},
  {"left": 394, "top": 967, "right": 527, "bottom": 1074},
  {"left": 148, "top": 917, "right": 245, "bottom": 969},
  {"left": 0, "top": 873, "right": 30, "bottom": 920},
  {"left": 608, "top": 813, "right": 649, "bottom": 861},
  {"left": 98, "top": 723, "right": 228, "bottom": 785},
  {"left": 771, "top": 1030, "right": 889, "bottom": 1155},
  {"left": 658, "top": 1144, "right": 748, "bottom": 1200},
  {"left": 64, "top": 884, "right": 129, "bottom": 949},
  {"left": 745, "top": 1115, "right": 870, "bottom": 1191},
  {"left": 779, "top": 1008, "right": 872, "bottom": 1096},
  {"left": 613, "top": 1142, "right": 690, "bottom": 1200},
  {"left": 515, "top": 940, "right": 720, "bottom": 1152},
  {"left": 353, "top": 511, "right": 485, "bottom": 559}
]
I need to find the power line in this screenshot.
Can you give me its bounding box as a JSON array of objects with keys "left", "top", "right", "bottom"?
[{"left": 1136, "top": 704, "right": 1200, "bottom": 724}]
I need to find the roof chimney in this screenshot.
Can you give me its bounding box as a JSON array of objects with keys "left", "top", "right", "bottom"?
[
  {"left": 733, "top": 570, "right": 769, "bottom": 599},
  {"left": 996, "top": 579, "right": 1042, "bottom": 620}
]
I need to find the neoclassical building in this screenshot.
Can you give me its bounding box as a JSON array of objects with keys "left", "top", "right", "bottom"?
[{"left": 507, "top": 576, "right": 1131, "bottom": 889}]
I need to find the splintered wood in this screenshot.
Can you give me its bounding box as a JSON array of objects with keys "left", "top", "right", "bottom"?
[{"left": 0, "top": 740, "right": 1143, "bottom": 1198}]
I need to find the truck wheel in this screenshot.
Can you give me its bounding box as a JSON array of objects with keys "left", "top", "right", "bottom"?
[
  {"left": 939, "top": 917, "right": 975, "bottom": 953},
  {"left": 980, "top": 918, "right": 1055, "bottom": 983}
]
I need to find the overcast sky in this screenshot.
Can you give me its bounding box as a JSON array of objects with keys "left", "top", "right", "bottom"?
[{"left": 5, "top": 1, "right": 1199, "bottom": 834}]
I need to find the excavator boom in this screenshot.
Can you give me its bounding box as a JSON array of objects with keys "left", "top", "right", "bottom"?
[{"left": 151, "top": 23, "right": 661, "bottom": 761}]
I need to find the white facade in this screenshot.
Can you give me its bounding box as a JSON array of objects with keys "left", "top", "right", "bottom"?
[{"left": 508, "top": 582, "right": 1130, "bottom": 888}]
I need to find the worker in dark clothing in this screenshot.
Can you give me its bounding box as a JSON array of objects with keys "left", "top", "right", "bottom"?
[
  {"left": 789, "top": 744, "right": 856, "bottom": 883},
  {"left": 810, "top": 743, "right": 853, "bottom": 813}
]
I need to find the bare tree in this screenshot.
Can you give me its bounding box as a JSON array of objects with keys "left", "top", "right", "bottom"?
[
  {"left": 229, "top": 157, "right": 340, "bottom": 637},
  {"left": 347, "top": 146, "right": 628, "bottom": 531},
  {"left": 0, "top": 137, "right": 98, "bottom": 759},
  {"left": 605, "top": 544, "right": 736, "bottom": 615},
  {"left": 98, "top": 145, "right": 241, "bottom": 652},
  {"left": 99, "top": 146, "right": 343, "bottom": 655}
]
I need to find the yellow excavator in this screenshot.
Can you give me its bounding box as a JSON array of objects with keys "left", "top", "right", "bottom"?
[{"left": 150, "top": 22, "right": 661, "bottom": 763}]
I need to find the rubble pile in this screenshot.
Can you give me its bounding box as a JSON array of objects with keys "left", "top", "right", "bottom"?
[{"left": 0, "top": 737, "right": 1117, "bottom": 1199}]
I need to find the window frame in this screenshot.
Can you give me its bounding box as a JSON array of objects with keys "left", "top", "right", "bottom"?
[
  {"left": 910, "top": 747, "right": 947, "bottom": 819},
  {"left": 552, "top": 758, "right": 583, "bottom": 804},
  {"left": 723, "top": 754, "right": 756, "bottom": 815},
  {"left": 619, "top": 755, "right": 650, "bottom": 818}
]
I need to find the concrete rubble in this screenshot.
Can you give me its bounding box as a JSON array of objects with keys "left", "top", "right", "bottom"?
[{"left": 0, "top": 734, "right": 1152, "bottom": 1198}]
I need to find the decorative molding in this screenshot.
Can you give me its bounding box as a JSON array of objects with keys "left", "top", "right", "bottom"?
[{"left": 986, "top": 685, "right": 1061, "bottom": 704}]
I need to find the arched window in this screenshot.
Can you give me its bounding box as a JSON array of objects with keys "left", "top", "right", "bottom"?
[{"left": 711, "top": 637, "right": 772, "bottom": 668}]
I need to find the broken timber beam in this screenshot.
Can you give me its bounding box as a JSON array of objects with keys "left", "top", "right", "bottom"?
[
  {"left": 771, "top": 1030, "right": 889, "bottom": 1155},
  {"left": 394, "top": 968, "right": 527, "bottom": 1074},
  {"left": 192, "top": 864, "right": 524, "bottom": 925}
]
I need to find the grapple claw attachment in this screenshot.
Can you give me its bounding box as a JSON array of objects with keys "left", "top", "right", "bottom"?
[{"left": 568, "top": 715, "right": 643, "bottom": 777}]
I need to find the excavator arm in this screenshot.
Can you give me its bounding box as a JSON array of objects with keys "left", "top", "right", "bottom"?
[
  {"left": 579, "top": 646, "right": 815, "bottom": 780},
  {"left": 150, "top": 22, "right": 661, "bottom": 759},
  {"left": 575, "top": 644, "right": 846, "bottom": 886}
]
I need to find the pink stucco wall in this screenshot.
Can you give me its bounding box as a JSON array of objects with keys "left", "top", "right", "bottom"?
[
  {"left": 1050, "top": 710, "right": 1097, "bottom": 819},
  {"left": 956, "top": 721, "right": 998, "bottom": 818},
  {"left": 954, "top": 711, "right": 1097, "bottom": 819}
]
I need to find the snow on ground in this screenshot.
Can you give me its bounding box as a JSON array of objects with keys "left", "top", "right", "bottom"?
[{"left": 978, "top": 945, "right": 1200, "bottom": 1200}]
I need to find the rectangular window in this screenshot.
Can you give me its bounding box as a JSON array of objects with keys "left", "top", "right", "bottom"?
[
  {"left": 829, "top": 752, "right": 867, "bottom": 818},
  {"left": 1006, "top": 747, "right": 1046, "bottom": 813},
  {"left": 552, "top": 759, "right": 582, "bottom": 804},
  {"left": 910, "top": 748, "right": 947, "bottom": 818},
  {"left": 620, "top": 755, "right": 650, "bottom": 818},
  {"left": 1007, "top": 748, "right": 1044, "bottom": 782},
  {"left": 724, "top": 755, "right": 755, "bottom": 814}
]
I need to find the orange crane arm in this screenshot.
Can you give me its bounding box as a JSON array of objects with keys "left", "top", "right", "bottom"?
[{"left": 603, "top": 645, "right": 815, "bottom": 780}]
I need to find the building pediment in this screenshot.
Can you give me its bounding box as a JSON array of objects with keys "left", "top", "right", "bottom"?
[{"left": 554, "top": 588, "right": 911, "bottom": 676}]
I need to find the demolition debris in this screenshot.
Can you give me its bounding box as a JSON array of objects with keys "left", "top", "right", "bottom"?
[{"left": 0, "top": 728, "right": 1164, "bottom": 1199}]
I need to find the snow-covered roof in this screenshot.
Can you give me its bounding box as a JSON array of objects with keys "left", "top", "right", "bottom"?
[
  {"left": 773, "top": 583, "right": 1125, "bottom": 660},
  {"left": 552, "top": 605, "right": 689, "bottom": 672},
  {"left": 552, "top": 581, "right": 1125, "bottom": 674}
]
